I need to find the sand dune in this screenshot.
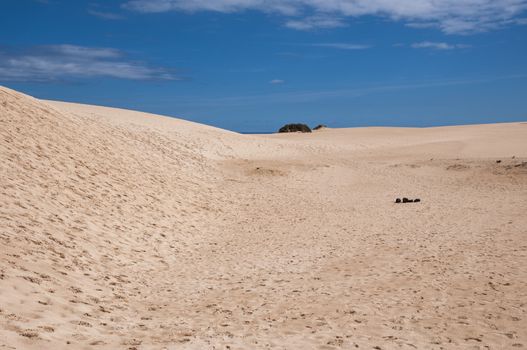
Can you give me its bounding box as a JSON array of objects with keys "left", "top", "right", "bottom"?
[{"left": 1, "top": 85, "right": 526, "bottom": 349}]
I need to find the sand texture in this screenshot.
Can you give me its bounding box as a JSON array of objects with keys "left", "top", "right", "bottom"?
[{"left": 1, "top": 86, "right": 527, "bottom": 349}]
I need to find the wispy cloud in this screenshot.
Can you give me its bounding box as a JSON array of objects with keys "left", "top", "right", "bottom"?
[
  {"left": 123, "top": 0, "right": 299, "bottom": 15},
  {"left": 51, "top": 45, "right": 122, "bottom": 58},
  {"left": 270, "top": 79, "right": 285, "bottom": 84},
  {"left": 88, "top": 9, "right": 124, "bottom": 20},
  {"left": 411, "top": 41, "right": 470, "bottom": 50},
  {"left": 166, "top": 74, "right": 527, "bottom": 107},
  {"left": 310, "top": 43, "right": 371, "bottom": 50},
  {"left": 122, "top": 0, "right": 527, "bottom": 34},
  {"left": 0, "top": 45, "right": 177, "bottom": 82},
  {"left": 285, "top": 15, "right": 345, "bottom": 31}
]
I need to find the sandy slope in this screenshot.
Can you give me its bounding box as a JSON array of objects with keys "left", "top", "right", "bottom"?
[{"left": 1, "top": 86, "right": 526, "bottom": 349}]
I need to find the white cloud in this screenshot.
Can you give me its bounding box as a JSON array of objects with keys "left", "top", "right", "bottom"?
[
  {"left": 270, "top": 79, "right": 285, "bottom": 84},
  {"left": 310, "top": 43, "right": 371, "bottom": 50},
  {"left": 122, "top": 0, "right": 527, "bottom": 34},
  {"left": 0, "top": 45, "right": 177, "bottom": 82},
  {"left": 411, "top": 41, "right": 470, "bottom": 50}
]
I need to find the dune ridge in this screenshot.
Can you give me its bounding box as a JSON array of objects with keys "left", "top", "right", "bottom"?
[{"left": 1, "top": 86, "right": 526, "bottom": 349}]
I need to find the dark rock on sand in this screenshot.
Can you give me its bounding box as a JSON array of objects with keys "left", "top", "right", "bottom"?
[{"left": 313, "top": 124, "right": 327, "bottom": 130}]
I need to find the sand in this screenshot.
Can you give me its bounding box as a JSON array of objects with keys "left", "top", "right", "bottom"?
[{"left": 1, "top": 85, "right": 526, "bottom": 349}]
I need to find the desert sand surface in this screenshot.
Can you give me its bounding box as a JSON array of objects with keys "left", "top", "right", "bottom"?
[{"left": 1, "top": 85, "right": 527, "bottom": 349}]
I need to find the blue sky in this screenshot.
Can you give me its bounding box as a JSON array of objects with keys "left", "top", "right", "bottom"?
[{"left": 1, "top": 0, "right": 527, "bottom": 132}]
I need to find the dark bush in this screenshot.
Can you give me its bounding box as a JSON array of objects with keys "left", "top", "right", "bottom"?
[{"left": 278, "top": 123, "right": 312, "bottom": 133}]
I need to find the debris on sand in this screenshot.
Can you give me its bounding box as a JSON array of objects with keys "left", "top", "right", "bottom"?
[{"left": 395, "top": 197, "right": 421, "bottom": 204}]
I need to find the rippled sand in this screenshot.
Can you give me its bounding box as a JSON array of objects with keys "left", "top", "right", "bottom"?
[{"left": 1, "top": 86, "right": 526, "bottom": 349}]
